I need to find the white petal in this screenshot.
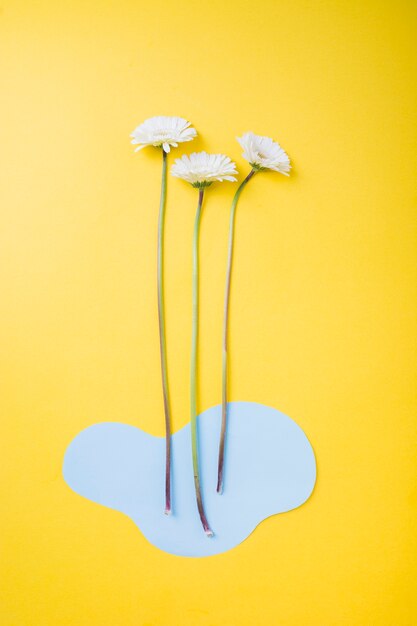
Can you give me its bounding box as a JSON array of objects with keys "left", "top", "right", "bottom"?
[
  {"left": 131, "top": 116, "right": 197, "bottom": 154},
  {"left": 170, "top": 151, "right": 238, "bottom": 185},
  {"left": 237, "top": 131, "right": 291, "bottom": 174}
]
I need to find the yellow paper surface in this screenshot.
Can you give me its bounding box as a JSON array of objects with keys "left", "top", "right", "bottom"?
[{"left": 1, "top": 1, "right": 416, "bottom": 624}]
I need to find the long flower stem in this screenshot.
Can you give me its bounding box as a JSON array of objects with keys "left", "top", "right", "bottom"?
[
  {"left": 191, "top": 188, "right": 213, "bottom": 537},
  {"left": 157, "top": 149, "right": 172, "bottom": 515},
  {"left": 217, "top": 169, "right": 256, "bottom": 494}
]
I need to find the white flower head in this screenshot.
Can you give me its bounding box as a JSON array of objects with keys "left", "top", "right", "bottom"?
[
  {"left": 237, "top": 132, "right": 291, "bottom": 175},
  {"left": 171, "top": 151, "right": 238, "bottom": 188},
  {"left": 131, "top": 116, "right": 197, "bottom": 153}
]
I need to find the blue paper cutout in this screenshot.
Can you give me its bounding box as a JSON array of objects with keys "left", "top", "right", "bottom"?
[{"left": 63, "top": 402, "right": 316, "bottom": 557}]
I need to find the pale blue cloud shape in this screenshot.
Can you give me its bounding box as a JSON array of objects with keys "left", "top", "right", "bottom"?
[{"left": 63, "top": 402, "right": 316, "bottom": 557}]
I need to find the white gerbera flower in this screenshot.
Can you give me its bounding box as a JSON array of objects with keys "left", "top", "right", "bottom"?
[
  {"left": 237, "top": 132, "right": 291, "bottom": 175},
  {"left": 171, "top": 151, "right": 238, "bottom": 188},
  {"left": 131, "top": 116, "right": 197, "bottom": 153}
]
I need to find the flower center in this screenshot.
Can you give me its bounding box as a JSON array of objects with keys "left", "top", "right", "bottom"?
[{"left": 157, "top": 129, "right": 173, "bottom": 139}]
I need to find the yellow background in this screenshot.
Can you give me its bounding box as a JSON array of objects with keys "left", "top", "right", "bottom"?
[{"left": 1, "top": 1, "right": 416, "bottom": 624}]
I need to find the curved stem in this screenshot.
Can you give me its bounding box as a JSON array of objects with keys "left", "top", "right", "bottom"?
[
  {"left": 217, "top": 169, "right": 256, "bottom": 494},
  {"left": 191, "top": 188, "right": 213, "bottom": 536},
  {"left": 157, "top": 149, "right": 172, "bottom": 515}
]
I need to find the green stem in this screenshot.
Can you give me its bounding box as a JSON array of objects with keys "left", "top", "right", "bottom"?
[
  {"left": 157, "top": 149, "right": 172, "bottom": 515},
  {"left": 191, "top": 188, "right": 213, "bottom": 536},
  {"left": 217, "top": 169, "right": 256, "bottom": 494}
]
